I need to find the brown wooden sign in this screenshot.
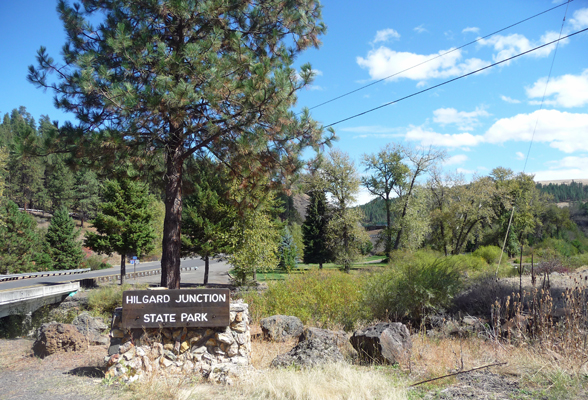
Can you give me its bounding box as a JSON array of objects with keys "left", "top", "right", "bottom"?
[{"left": 121, "top": 289, "right": 230, "bottom": 329}]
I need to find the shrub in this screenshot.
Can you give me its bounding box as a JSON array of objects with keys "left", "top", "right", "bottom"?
[
  {"left": 473, "top": 245, "right": 505, "bottom": 265},
  {"left": 239, "top": 270, "right": 369, "bottom": 331},
  {"left": 565, "top": 253, "right": 588, "bottom": 270},
  {"left": 452, "top": 253, "right": 488, "bottom": 272},
  {"left": 363, "top": 254, "right": 463, "bottom": 322},
  {"left": 81, "top": 255, "right": 112, "bottom": 271},
  {"left": 536, "top": 238, "right": 579, "bottom": 258},
  {"left": 88, "top": 283, "right": 147, "bottom": 320}
]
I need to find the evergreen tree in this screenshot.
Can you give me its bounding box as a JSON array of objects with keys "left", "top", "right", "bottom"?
[
  {"left": 182, "top": 159, "right": 234, "bottom": 285},
  {"left": 85, "top": 179, "right": 156, "bottom": 284},
  {"left": 0, "top": 200, "right": 50, "bottom": 274},
  {"left": 302, "top": 189, "right": 331, "bottom": 269},
  {"left": 278, "top": 226, "right": 298, "bottom": 272},
  {"left": 4, "top": 109, "right": 46, "bottom": 211},
  {"left": 45, "top": 157, "right": 75, "bottom": 213},
  {"left": 45, "top": 207, "right": 84, "bottom": 270},
  {"left": 73, "top": 169, "right": 100, "bottom": 227},
  {"left": 29, "top": 0, "right": 333, "bottom": 289}
]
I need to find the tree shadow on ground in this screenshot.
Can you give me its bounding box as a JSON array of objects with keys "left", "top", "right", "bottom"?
[{"left": 67, "top": 366, "right": 104, "bottom": 378}]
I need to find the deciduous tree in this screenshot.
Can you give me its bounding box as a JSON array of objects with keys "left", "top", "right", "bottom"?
[
  {"left": 321, "top": 150, "right": 368, "bottom": 273},
  {"left": 362, "top": 144, "right": 409, "bottom": 258}
]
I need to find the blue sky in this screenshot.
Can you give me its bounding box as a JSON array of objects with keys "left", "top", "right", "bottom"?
[{"left": 1, "top": 1, "right": 587, "bottom": 204}]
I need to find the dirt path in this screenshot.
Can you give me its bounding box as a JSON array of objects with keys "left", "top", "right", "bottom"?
[{"left": 0, "top": 339, "right": 114, "bottom": 400}]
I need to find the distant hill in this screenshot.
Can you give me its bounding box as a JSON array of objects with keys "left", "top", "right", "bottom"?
[{"left": 292, "top": 193, "right": 310, "bottom": 221}]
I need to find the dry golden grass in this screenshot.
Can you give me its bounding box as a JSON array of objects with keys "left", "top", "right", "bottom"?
[
  {"left": 122, "top": 363, "right": 408, "bottom": 400},
  {"left": 409, "top": 331, "right": 588, "bottom": 397}
]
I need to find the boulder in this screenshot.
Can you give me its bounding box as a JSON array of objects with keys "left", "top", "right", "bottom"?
[
  {"left": 33, "top": 323, "right": 87, "bottom": 358},
  {"left": 299, "top": 327, "right": 356, "bottom": 358},
  {"left": 350, "top": 322, "right": 411, "bottom": 365},
  {"left": 260, "top": 315, "right": 303, "bottom": 342},
  {"left": 271, "top": 336, "right": 344, "bottom": 368},
  {"left": 72, "top": 312, "right": 109, "bottom": 345}
]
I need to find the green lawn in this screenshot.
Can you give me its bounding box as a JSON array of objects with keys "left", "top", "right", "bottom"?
[{"left": 254, "top": 255, "right": 388, "bottom": 282}]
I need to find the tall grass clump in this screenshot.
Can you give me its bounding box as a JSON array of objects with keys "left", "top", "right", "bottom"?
[
  {"left": 240, "top": 270, "right": 369, "bottom": 331},
  {"left": 364, "top": 251, "right": 463, "bottom": 322}
]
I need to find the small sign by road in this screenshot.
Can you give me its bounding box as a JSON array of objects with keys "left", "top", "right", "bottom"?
[{"left": 121, "top": 288, "right": 230, "bottom": 329}]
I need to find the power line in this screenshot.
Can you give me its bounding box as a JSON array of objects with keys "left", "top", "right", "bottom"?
[
  {"left": 323, "top": 27, "right": 588, "bottom": 129},
  {"left": 496, "top": 0, "right": 571, "bottom": 275},
  {"left": 302, "top": 0, "right": 575, "bottom": 114},
  {"left": 522, "top": 1, "right": 571, "bottom": 174}
]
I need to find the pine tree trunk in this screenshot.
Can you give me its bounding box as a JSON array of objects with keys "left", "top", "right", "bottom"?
[
  {"left": 203, "top": 255, "right": 209, "bottom": 285},
  {"left": 161, "top": 145, "right": 183, "bottom": 289},
  {"left": 120, "top": 254, "right": 125, "bottom": 285}
]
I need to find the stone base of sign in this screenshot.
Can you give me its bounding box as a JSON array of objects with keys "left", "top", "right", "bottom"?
[{"left": 104, "top": 300, "right": 251, "bottom": 384}]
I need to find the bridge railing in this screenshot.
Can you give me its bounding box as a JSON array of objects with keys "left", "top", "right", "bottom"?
[{"left": 0, "top": 268, "right": 91, "bottom": 282}]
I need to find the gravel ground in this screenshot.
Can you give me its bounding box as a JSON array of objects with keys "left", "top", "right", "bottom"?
[{"left": 0, "top": 339, "right": 114, "bottom": 400}]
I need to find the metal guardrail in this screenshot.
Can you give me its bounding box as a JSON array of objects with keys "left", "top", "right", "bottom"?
[
  {"left": 0, "top": 268, "right": 91, "bottom": 282},
  {"left": 92, "top": 266, "right": 198, "bottom": 284}
]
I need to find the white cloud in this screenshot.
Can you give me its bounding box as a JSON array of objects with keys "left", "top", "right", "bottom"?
[
  {"left": 405, "top": 126, "right": 485, "bottom": 148},
  {"left": 353, "top": 188, "right": 377, "bottom": 206},
  {"left": 444, "top": 154, "right": 468, "bottom": 165},
  {"left": 414, "top": 24, "right": 427, "bottom": 34},
  {"left": 570, "top": 8, "right": 588, "bottom": 30},
  {"left": 401, "top": 110, "right": 588, "bottom": 154},
  {"left": 516, "top": 151, "right": 525, "bottom": 160},
  {"left": 484, "top": 110, "right": 588, "bottom": 153},
  {"left": 532, "top": 156, "right": 588, "bottom": 181},
  {"left": 357, "top": 46, "right": 488, "bottom": 82},
  {"left": 526, "top": 69, "right": 588, "bottom": 108},
  {"left": 373, "top": 28, "right": 400, "bottom": 43},
  {"left": 477, "top": 31, "right": 568, "bottom": 64},
  {"left": 433, "top": 107, "right": 490, "bottom": 131},
  {"left": 456, "top": 167, "right": 476, "bottom": 174},
  {"left": 462, "top": 27, "right": 480, "bottom": 34},
  {"left": 501, "top": 95, "right": 520, "bottom": 104},
  {"left": 528, "top": 100, "right": 558, "bottom": 106}
]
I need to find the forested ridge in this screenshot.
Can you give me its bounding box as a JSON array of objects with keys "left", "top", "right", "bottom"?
[{"left": 536, "top": 181, "right": 588, "bottom": 202}]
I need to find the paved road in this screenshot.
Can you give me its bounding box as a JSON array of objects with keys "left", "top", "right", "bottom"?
[{"left": 0, "top": 258, "right": 232, "bottom": 291}]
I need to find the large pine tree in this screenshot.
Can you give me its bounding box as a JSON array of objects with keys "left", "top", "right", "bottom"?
[{"left": 29, "top": 0, "right": 333, "bottom": 289}]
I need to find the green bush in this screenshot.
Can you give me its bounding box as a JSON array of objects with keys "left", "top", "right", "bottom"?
[
  {"left": 87, "top": 283, "right": 147, "bottom": 320},
  {"left": 240, "top": 270, "right": 369, "bottom": 331},
  {"left": 363, "top": 254, "right": 463, "bottom": 322},
  {"left": 451, "top": 254, "right": 488, "bottom": 271},
  {"left": 565, "top": 253, "right": 588, "bottom": 270},
  {"left": 81, "top": 255, "right": 112, "bottom": 271},
  {"left": 473, "top": 245, "right": 505, "bottom": 265},
  {"left": 536, "top": 238, "right": 580, "bottom": 258}
]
